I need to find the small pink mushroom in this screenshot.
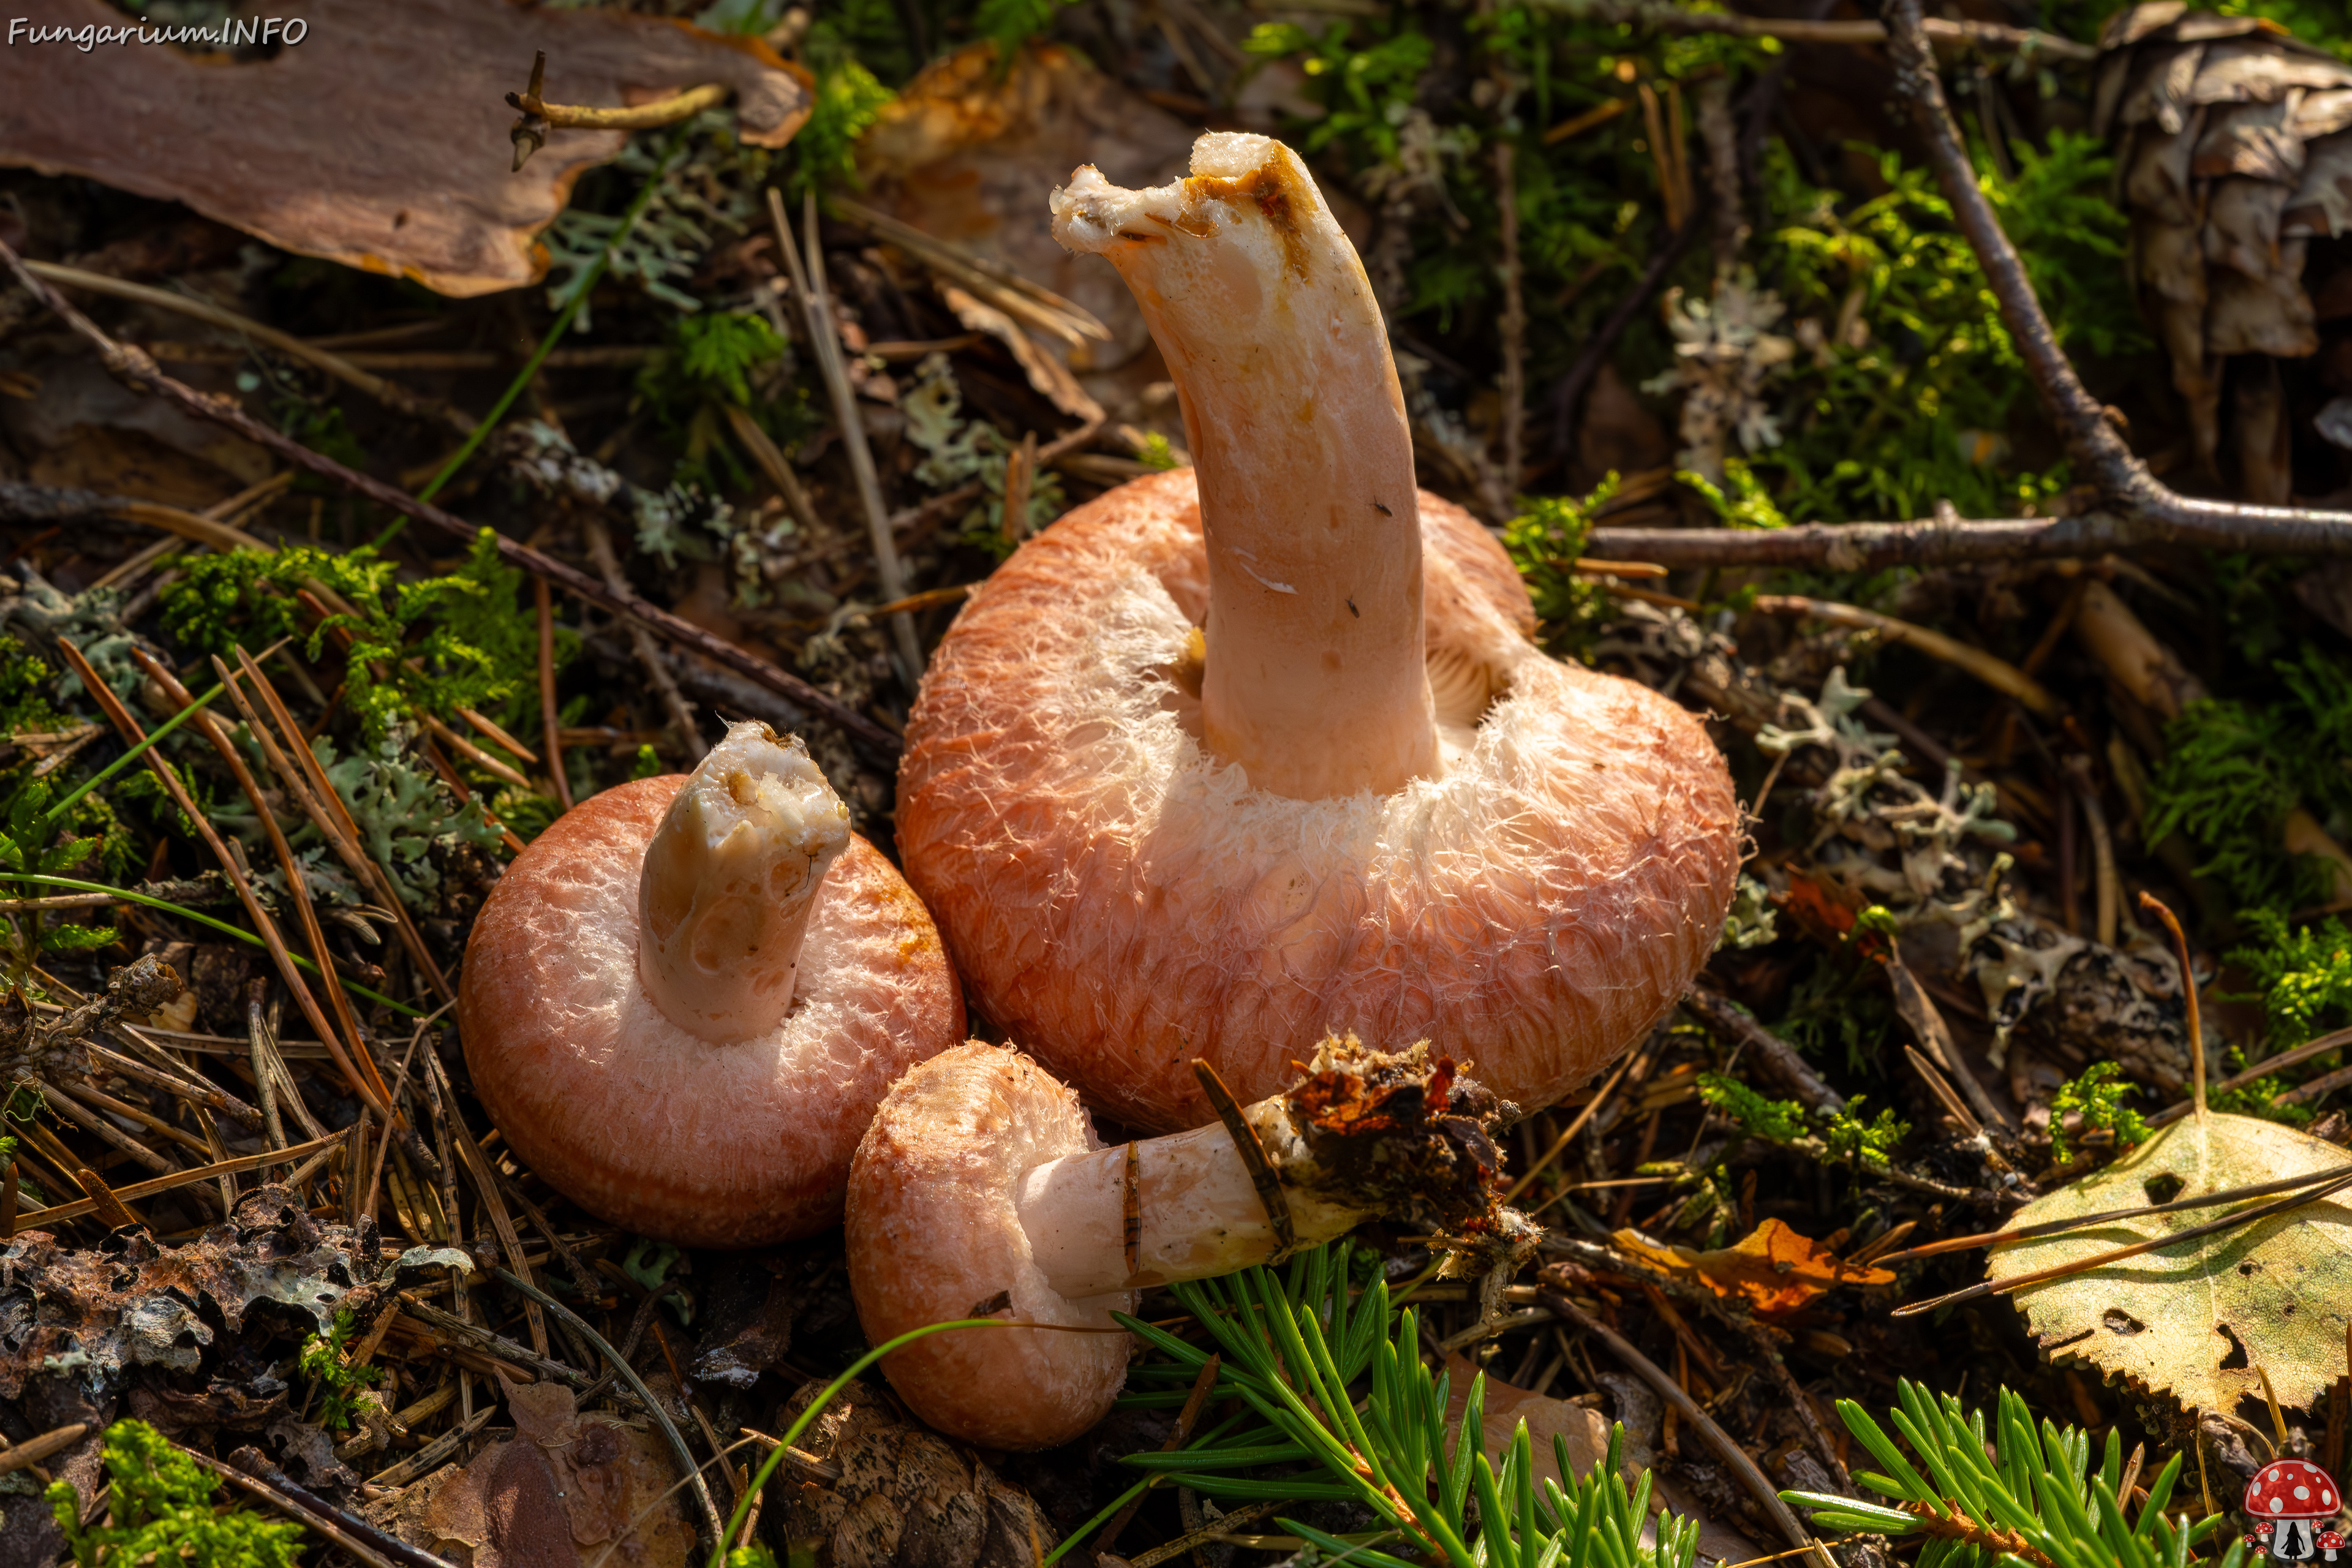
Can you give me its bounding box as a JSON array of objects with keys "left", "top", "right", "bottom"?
[
  {"left": 461, "top": 722, "right": 963, "bottom": 1247},
  {"left": 846, "top": 1035, "right": 1518, "bottom": 1450},
  {"left": 896, "top": 132, "right": 1740, "bottom": 1133}
]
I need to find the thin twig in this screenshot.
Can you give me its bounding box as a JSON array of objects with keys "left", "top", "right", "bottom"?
[
  {"left": 583, "top": 516, "right": 703, "bottom": 760},
  {"left": 21, "top": 260, "right": 472, "bottom": 432},
  {"left": 769, "top": 186, "right": 923, "bottom": 684},
  {"left": 1682, "top": 987, "right": 1845, "bottom": 1113},
  {"left": 0, "top": 234, "right": 899, "bottom": 756},
  {"left": 1874, "top": 1161, "right": 2352, "bottom": 1265},
  {"left": 1752, "top": 595, "right": 2063, "bottom": 717},
  {"left": 1495, "top": 140, "right": 1527, "bottom": 503},
  {"left": 215, "top": 1444, "right": 455, "bottom": 1568},
  {"left": 1550, "top": 214, "right": 1705, "bottom": 457},
  {"left": 1559, "top": 0, "right": 2093, "bottom": 60},
  {"left": 537, "top": 576, "right": 573, "bottom": 812},
  {"left": 1543, "top": 1289, "right": 1831, "bottom": 1567},
  {"left": 1894, "top": 1170, "right": 2352, "bottom": 1317},
  {"left": 1599, "top": 2, "right": 2352, "bottom": 566}
]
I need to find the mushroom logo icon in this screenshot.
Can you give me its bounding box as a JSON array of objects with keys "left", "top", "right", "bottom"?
[{"left": 2244, "top": 1460, "right": 2343, "bottom": 1563}]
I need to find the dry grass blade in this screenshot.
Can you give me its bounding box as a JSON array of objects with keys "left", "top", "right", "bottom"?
[
  {"left": 1894, "top": 1169, "right": 2352, "bottom": 1318},
  {"left": 771, "top": 186, "right": 924, "bottom": 683},
  {"left": 830, "top": 195, "right": 1111, "bottom": 345},
  {"left": 132, "top": 648, "right": 388, "bottom": 1115},
  {"left": 219, "top": 649, "right": 457, "bottom": 1005},
  {"left": 230, "top": 646, "right": 456, "bottom": 1003},
  {"left": 426, "top": 1048, "right": 548, "bottom": 1357},
  {"left": 12, "top": 1129, "right": 347, "bottom": 1228},
  {"left": 536, "top": 575, "right": 573, "bottom": 812},
  {"left": 23, "top": 260, "right": 473, "bottom": 432},
  {"left": 1544, "top": 1288, "right": 1831, "bottom": 1567},
  {"left": 55, "top": 636, "right": 376, "bottom": 1114},
  {"left": 1751, "top": 595, "right": 2065, "bottom": 717},
  {"left": 1874, "top": 1161, "right": 2352, "bottom": 1264}
]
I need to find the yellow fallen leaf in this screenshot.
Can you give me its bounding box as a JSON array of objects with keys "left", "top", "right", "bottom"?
[
  {"left": 1986, "top": 1112, "right": 2352, "bottom": 1414},
  {"left": 1612, "top": 1219, "right": 1894, "bottom": 1316}
]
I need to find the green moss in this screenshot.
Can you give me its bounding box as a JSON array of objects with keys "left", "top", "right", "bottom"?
[
  {"left": 160, "top": 530, "right": 558, "bottom": 747},
  {"left": 48, "top": 1419, "right": 306, "bottom": 1567},
  {"left": 1698, "top": 1072, "right": 1907, "bottom": 1172},
  {"left": 298, "top": 1308, "right": 383, "bottom": 1433},
  {"left": 2049, "top": 1061, "right": 2149, "bottom": 1161},
  {"left": 2230, "top": 910, "right": 2352, "bottom": 1050},
  {"left": 1501, "top": 480, "right": 1615, "bottom": 650}
]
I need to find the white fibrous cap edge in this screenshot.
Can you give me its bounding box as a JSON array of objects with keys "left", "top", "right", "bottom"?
[{"left": 1050, "top": 133, "right": 1285, "bottom": 256}]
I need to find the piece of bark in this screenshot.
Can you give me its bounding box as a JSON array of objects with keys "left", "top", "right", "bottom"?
[{"left": 0, "top": 0, "right": 811, "bottom": 296}]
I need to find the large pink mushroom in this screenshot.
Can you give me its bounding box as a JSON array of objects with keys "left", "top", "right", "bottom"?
[
  {"left": 461, "top": 721, "right": 964, "bottom": 1247},
  {"left": 896, "top": 132, "right": 1741, "bottom": 1132},
  {"left": 847, "top": 1035, "right": 1517, "bottom": 1450}
]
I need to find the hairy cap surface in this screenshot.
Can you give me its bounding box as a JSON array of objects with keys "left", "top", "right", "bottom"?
[
  {"left": 462, "top": 775, "right": 964, "bottom": 1247},
  {"left": 898, "top": 469, "right": 1741, "bottom": 1130}
]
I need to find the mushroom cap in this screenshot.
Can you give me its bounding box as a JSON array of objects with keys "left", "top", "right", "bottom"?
[
  {"left": 897, "top": 467, "right": 1743, "bottom": 1131},
  {"left": 461, "top": 775, "right": 965, "bottom": 1248},
  {"left": 2247, "top": 1460, "right": 2341, "bottom": 1518},
  {"left": 846, "top": 1041, "right": 1136, "bottom": 1451}
]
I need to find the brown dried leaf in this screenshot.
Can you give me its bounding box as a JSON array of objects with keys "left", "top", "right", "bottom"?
[
  {"left": 855, "top": 43, "right": 1195, "bottom": 380},
  {"left": 940, "top": 284, "right": 1106, "bottom": 422},
  {"left": 1987, "top": 1112, "right": 2352, "bottom": 1415},
  {"left": 412, "top": 1377, "right": 690, "bottom": 1568},
  {"left": 1441, "top": 1359, "right": 1760, "bottom": 1567},
  {"left": 1610, "top": 1219, "right": 1895, "bottom": 1317},
  {"left": 0, "top": 0, "right": 812, "bottom": 296},
  {"left": 2204, "top": 177, "right": 2295, "bottom": 278},
  {"left": 2101, "top": 2, "right": 2190, "bottom": 53},
  {"left": 2288, "top": 89, "right": 2352, "bottom": 140}
]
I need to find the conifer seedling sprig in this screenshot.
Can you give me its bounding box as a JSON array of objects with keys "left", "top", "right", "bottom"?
[
  {"left": 1115, "top": 1243, "right": 1700, "bottom": 1568},
  {"left": 1785, "top": 1381, "right": 2242, "bottom": 1568}
]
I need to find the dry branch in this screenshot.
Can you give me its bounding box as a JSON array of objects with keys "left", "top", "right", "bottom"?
[{"left": 1583, "top": 0, "right": 2352, "bottom": 567}]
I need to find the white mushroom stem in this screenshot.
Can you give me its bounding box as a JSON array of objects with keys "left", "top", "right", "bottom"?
[
  {"left": 636, "top": 721, "right": 851, "bottom": 1043},
  {"left": 1014, "top": 1091, "right": 1377, "bottom": 1298},
  {"left": 1052, "top": 133, "right": 1436, "bottom": 801}
]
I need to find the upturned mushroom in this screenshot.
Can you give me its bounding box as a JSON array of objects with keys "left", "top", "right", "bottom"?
[
  {"left": 895, "top": 132, "right": 1741, "bottom": 1131},
  {"left": 461, "top": 721, "right": 963, "bottom": 1247},
  {"left": 846, "top": 1035, "right": 1520, "bottom": 1450}
]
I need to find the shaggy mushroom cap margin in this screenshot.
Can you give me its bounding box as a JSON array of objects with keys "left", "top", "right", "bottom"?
[
  {"left": 461, "top": 723, "right": 966, "bottom": 1249},
  {"left": 897, "top": 139, "right": 1741, "bottom": 1134}
]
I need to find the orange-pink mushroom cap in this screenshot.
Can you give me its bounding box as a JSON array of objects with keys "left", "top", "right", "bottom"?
[
  {"left": 847, "top": 1041, "right": 1136, "bottom": 1451},
  {"left": 895, "top": 141, "right": 1740, "bottom": 1134},
  {"left": 462, "top": 723, "right": 965, "bottom": 1248}
]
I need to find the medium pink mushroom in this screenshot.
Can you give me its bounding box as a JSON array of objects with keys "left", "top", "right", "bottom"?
[
  {"left": 846, "top": 1035, "right": 1517, "bottom": 1450},
  {"left": 461, "top": 721, "right": 964, "bottom": 1248},
  {"left": 895, "top": 132, "right": 1741, "bottom": 1132}
]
